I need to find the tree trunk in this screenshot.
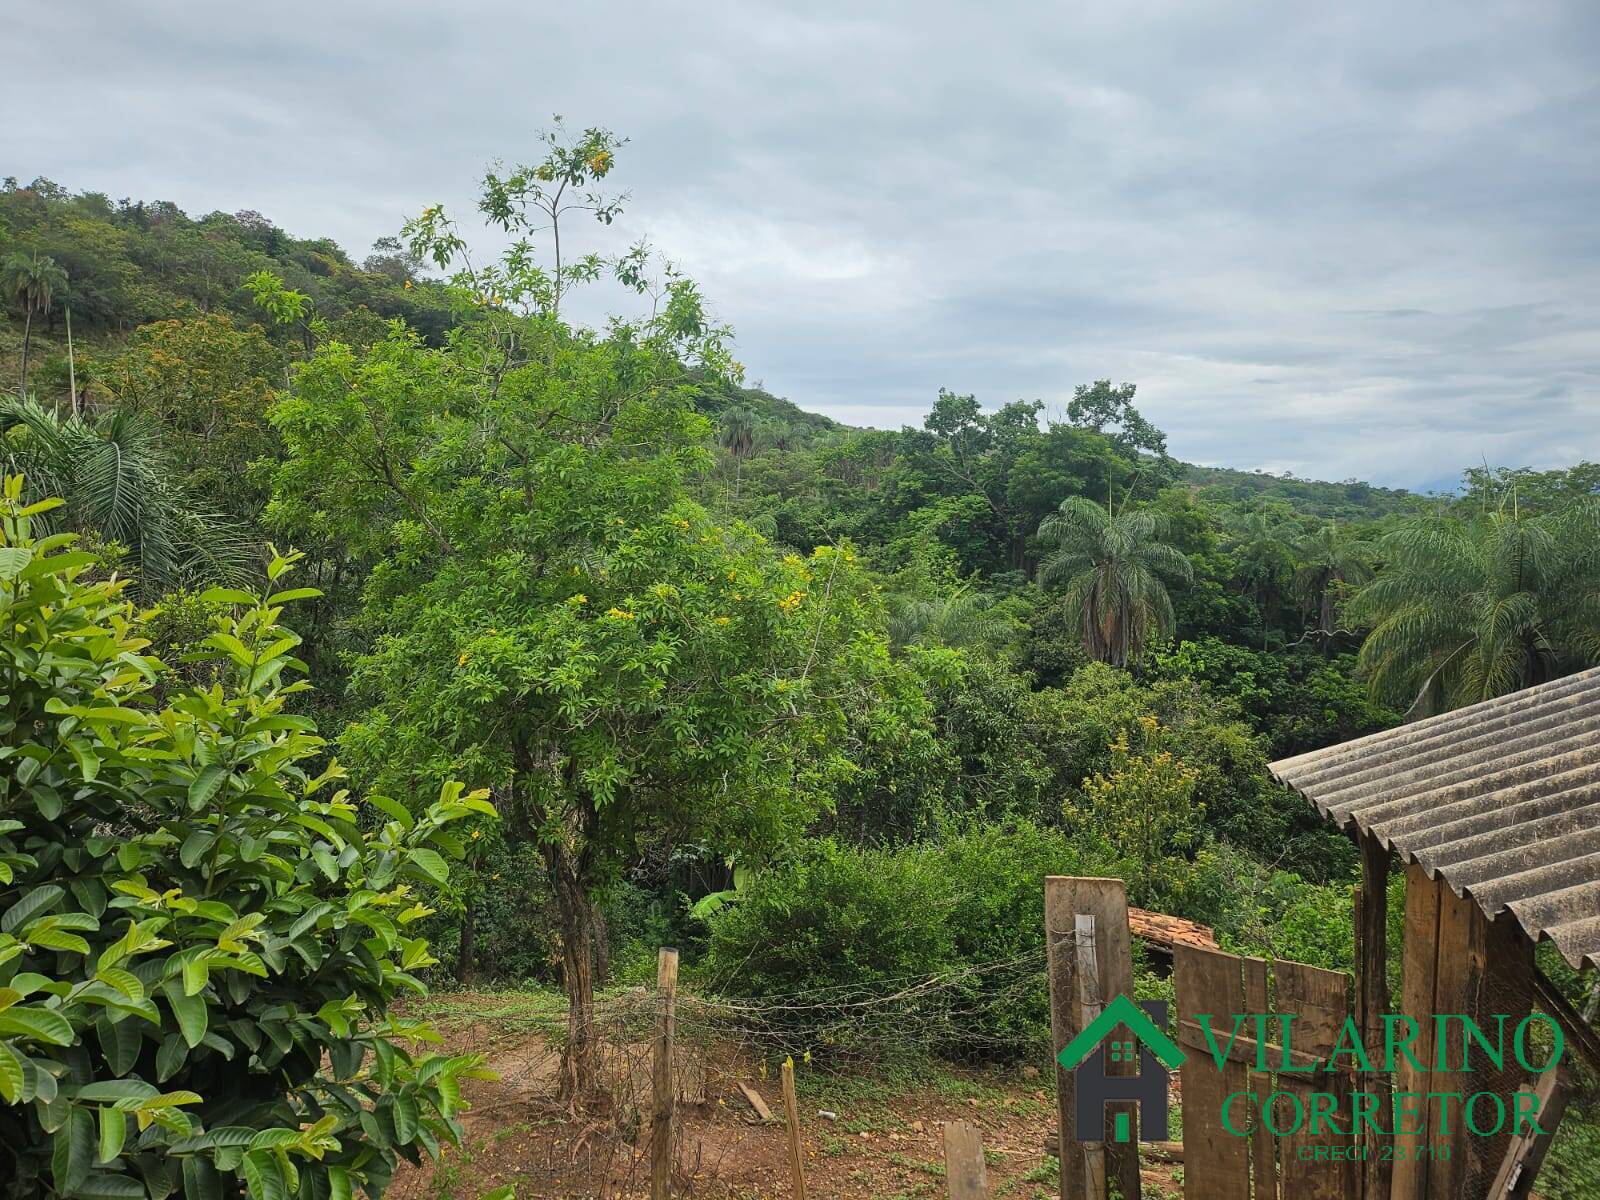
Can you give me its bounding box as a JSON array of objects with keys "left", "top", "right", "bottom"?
[
  {"left": 550, "top": 855, "right": 599, "bottom": 1103},
  {"left": 593, "top": 905, "right": 611, "bottom": 989},
  {"left": 456, "top": 900, "right": 477, "bottom": 984},
  {"left": 18, "top": 309, "right": 32, "bottom": 396}
]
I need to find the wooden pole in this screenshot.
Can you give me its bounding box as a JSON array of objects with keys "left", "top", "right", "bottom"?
[
  {"left": 650, "top": 947, "right": 679, "bottom": 1200},
  {"left": 1356, "top": 834, "right": 1392, "bottom": 1200},
  {"left": 781, "top": 1056, "right": 807, "bottom": 1200},
  {"left": 943, "top": 1120, "right": 991, "bottom": 1199},
  {"left": 65, "top": 305, "right": 77, "bottom": 418},
  {"left": 1046, "top": 877, "right": 1138, "bottom": 1200},
  {"left": 1074, "top": 915, "right": 1107, "bottom": 1200}
]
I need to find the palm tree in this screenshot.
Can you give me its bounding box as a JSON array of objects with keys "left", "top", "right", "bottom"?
[
  {"left": 1293, "top": 522, "right": 1372, "bottom": 653},
  {"left": 887, "top": 588, "right": 1014, "bottom": 654},
  {"left": 717, "top": 405, "right": 756, "bottom": 497},
  {"left": 1036, "top": 496, "right": 1194, "bottom": 668},
  {"left": 0, "top": 397, "right": 254, "bottom": 596},
  {"left": 1229, "top": 509, "right": 1292, "bottom": 650},
  {"left": 2, "top": 252, "right": 68, "bottom": 395},
  {"left": 1347, "top": 501, "right": 1600, "bottom": 716}
]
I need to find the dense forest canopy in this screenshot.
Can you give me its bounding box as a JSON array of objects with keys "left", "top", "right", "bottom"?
[{"left": 2, "top": 135, "right": 1599, "bottom": 1198}]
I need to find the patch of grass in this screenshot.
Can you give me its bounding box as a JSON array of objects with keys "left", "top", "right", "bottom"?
[
  {"left": 1020, "top": 1155, "right": 1059, "bottom": 1186},
  {"left": 413, "top": 987, "right": 569, "bottom": 1036},
  {"left": 886, "top": 1153, "right": 945, "bottom": 1178}
]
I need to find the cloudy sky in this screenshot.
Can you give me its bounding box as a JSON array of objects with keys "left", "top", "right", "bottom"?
[{"left": 8, "top": 1, "right": 1599, "bottom": 488}]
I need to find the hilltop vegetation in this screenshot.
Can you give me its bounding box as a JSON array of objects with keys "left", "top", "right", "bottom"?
[{"left": 2, "top": 133, "right": 1599, "bottom": 1200}]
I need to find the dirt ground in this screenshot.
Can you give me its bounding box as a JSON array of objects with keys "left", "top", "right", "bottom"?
[{"left": 390, "top": 991, "right": 1188, "bottom": 1200}]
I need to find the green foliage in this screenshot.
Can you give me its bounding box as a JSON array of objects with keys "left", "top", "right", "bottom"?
[
  {"left": 0, "top": 180, "right": 454, "bottom": 350},
  {"left": 105, "top": 314, "right": 283, "bottom": 523},
  {"left": 1064, "top": 379, "right": 1166, "bottom": 458},
  {"left": 0, "top": 398, "right": 254, "bottom": 597},
  {"left": 1349, "top": 500, "right": 1600, "bottom": 713},
  {"left": 1036, "top": 497, "right": 1194, "bottom": 667},
  {"left": 1071, "top": 716, "right": 1202, "bottom": 903},
  {"left": 705, "top": 824, "right": 1087, "bottom": 1060},
  {"left": 0, "top": 478, "right": 488, "bottom": 1200},
  {"left": 1144, "top": 638, "right": 1398, "bottom": 758}
]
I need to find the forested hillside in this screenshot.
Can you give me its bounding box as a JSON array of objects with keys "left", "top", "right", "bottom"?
[{"left": 3, "top": 140, "right": 1599, "bottom": 1197}]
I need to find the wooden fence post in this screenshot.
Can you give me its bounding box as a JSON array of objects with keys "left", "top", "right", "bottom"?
[
  {"left": 943, "top": 1119, "right": 991, "bottom": 1199},
  {"left": 781, "top": 1056, "right": 807, "bottom": 1200},
  {"left": 1073, "top": 915, "right": 1107, "bottom": 1199},
  {"left": 1045, "top": 877, "right": 1139, "bottom": 1200},
  {"left": 650, "top": 947, "right": 679, "bottom": 1200}
]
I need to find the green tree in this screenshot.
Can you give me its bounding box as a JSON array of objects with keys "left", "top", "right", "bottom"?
[
  {"left": 1072, "top": 715, "right": 1203, "bottom": 903},
  {"left": 1064, "top": 379, "right": 1167, "bottom": 458},
  {"left": 3, "top": 252, "right": 68, "bottom": 394},
  {"left": 268, "top": 151, "right": 893, "bottom": 1100},
  {"left": 0, "top": 398, "right": 253, "bottom": 595},
  {"left": 1035, "top": 497, "right": 1193, "bottom": 667},
  {"left": 106, "top": 313, "right": 285, "bottom": 522},
  {"left": 0, "top": 479, "right": 487, "bottom": 1200},
  {"left": 1348, "top": 501, "right": 1600, "bottom": 713},
  {"left": 1292, "top": 522, "right": 1371, "bottom": 653},
  {"left": 1228, "top": 508, "right": 1294, "bottom": 649},
  {"left": 718, "top": 405, "right": 756, "bottom": 497}
]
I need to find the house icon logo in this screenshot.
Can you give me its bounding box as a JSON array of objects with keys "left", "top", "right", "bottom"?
[{"left": 1056, "top": 995, "right": 1184, "bottom": 1143}]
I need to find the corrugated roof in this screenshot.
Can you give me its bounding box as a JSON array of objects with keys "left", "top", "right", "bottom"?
[{"left": 1269, "top": 665, "right": 1600, "bottom": 971}]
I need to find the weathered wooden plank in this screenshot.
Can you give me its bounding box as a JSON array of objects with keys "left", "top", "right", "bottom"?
[
  {"left": 944, "top": 1120, "right": 991, "bottom": 1200},
  {"left": 1426, "top": 877, "right": 1486, "bottom": 1200},
  {"left": 1392, "top": 863, "right": 1441, "bottom": 1200},
  {"left": 1356, "top": 836, "right": 1393, "bottom": 1200},
  {"left": 1488, "top": 1067, "right": 1570, "bottom": 1200},
  {"left": 1045, "top": 877, "right": 1139, "bottom": 1200},
  {"left": 1075, "top": 916, "right": 1107, "bottom": 1199},
  {"left": 1276, "top": 958, "right": 1355, "bottom": 1200},
  {"left": 1242, "top": 956, "right": 1277, "bottom": 1200},
  {"left": 736, "top": 1081, "right": 773, "bottom": 1122},
  {"left": 1174, "top": 944, "right": 1250, "bottom": 1200}
]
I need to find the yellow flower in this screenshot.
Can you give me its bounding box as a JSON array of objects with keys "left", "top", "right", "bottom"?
[
  {"left": 605, "top": 607, "right": 635, "bottom": 620},
  {"left": 571, "top": 593, "right": 588, "bottom": 605},
  {"left": 714, "top": 616, "right": 730, "bottom": 625},
  {"left": 457, "top": 652, "right": 469, "bottom": 666},
  {"left": 470, "top": 829, "right": 482, "bottom": 840}
]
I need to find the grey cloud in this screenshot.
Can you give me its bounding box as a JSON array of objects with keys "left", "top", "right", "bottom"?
[{"left": 5, "top": 0, "right": 1599, "bottom": 487}]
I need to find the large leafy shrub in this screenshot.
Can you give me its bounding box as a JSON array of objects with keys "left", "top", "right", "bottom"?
[
  {"left": 0, "top": 477, "right": 490, "bottom": 1200},
  {"left": 704, "top": 824, "right": 1088, "bottom": 1061}
]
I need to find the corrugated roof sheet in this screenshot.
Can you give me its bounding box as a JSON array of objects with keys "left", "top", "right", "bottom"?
[{"left": 1269, "top": 665, "right": 1600, "bottom": 971}]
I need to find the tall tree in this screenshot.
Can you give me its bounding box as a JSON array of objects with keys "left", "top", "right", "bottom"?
[
  {"left": 1229, "top": 508, "right": 1294, "bottom": 650},
  {"left": 267, "top": 145, "right": 893, "bottom": 1102},
  {"left": 1348, "top": 501, "right": 1600, "bottom": 714},
  {"left": 718, "top": 404, "right": 756, "bottom": 496},
  {"left": 1293, "top": 522, "right": 1371, "bottom": 653},
  {"left": 1064, "top": 379, "right": 1167, "bottom": 458},
  {"left": 1036, "top": 496, "right": 1193, "bottom": 667},
  {"left": 2, "top": 251, "right": 68, "bottom": 394}
]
